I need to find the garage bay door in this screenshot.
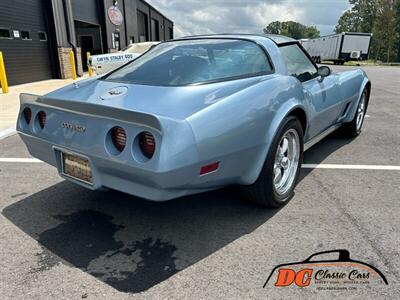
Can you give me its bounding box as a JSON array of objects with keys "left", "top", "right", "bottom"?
[{"left": 0, "top": 0, "right": 54, "bottom": 85}]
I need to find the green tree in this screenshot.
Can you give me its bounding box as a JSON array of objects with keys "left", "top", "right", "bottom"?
[
  {"left": 335, "top": 0, "right": 377, "bottom": 33},
  {"left": 264, "top": 21, "right": 320, "bottom": 39},
  {"left": 304, "top": 25, "right": 320, "bottom": 38},
  {"left": 350, "top": 0, "right": 378, "bottom": 32},
  {"left": 265, "top": 21, "right": 282, "bottom": 35},
  {"left": 335, "top": 10, "right": 358, "bottom": 33},
  {"left": 395, "top": 0, "right": 400, "bottom": 61},
  {"left": 373, "top": 0, "right": 398, "bottom": 62}
]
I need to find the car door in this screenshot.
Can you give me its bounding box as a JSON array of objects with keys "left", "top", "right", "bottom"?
[{"left": 279, "top": 44, "right": 343, "bottom": 140}]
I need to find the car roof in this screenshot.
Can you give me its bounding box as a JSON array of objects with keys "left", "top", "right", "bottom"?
[{"left": 178, "top": 33, "right": 297, "bottom": 45}]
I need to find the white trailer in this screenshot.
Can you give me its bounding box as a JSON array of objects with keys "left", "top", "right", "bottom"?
[{"left": 300, "top": 32, "right": 372, "bottom": 65}]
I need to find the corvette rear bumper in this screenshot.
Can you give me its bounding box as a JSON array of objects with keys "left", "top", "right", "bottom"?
[
  {"left": 18, "top": 133, "right": 248, "bottom": 201},
  {"left": 17, "top": 91, "right": 268, "bottom": 200}
]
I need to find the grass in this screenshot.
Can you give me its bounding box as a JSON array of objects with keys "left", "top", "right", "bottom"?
[
  {"left": 345, "top": 60, "right": 381, "bottom": 66},
  {"left": 322, "top": 60, "right": 399, "bottom": 67}
]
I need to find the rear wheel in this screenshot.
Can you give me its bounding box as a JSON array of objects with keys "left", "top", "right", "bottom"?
[
  {"left": 340, "top": 88, "right": 368, "bottom": 137},
  {"left": 240, "top": 116, "right": 303, "bottom": 208}
]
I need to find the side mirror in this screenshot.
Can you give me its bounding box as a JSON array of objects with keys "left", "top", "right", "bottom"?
[{"left": 317, "top": 66, "right": 331, "bottom": 78}]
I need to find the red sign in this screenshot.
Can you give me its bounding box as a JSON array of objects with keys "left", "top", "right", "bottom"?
[{"left": 108, "top": 6, "right": 123, "bottom": 26}]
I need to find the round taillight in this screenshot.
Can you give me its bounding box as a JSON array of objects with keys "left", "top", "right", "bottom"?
[
  {"left": 111, "top": 126, "right": 126, "bottom": 152},
  {"left": 139, "top": 131, "right": 155, "bottom": 159},
  {"left": 23, "top": 107, "right": 31, "bottom": 124},
  {"left": 38, "top": 111, "right": 46, "bottom": 129}
]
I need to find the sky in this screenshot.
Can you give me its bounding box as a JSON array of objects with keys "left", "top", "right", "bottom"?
[{"left": 149, "top": 0, "right": 351, "bottom": 37}]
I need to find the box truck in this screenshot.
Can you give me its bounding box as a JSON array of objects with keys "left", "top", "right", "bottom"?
[{"left": 300, "top": 32, "right": 372, "bottom": 65}]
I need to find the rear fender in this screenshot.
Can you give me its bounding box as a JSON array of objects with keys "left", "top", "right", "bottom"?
[
  {"left": 187, "top": 76, "right": 308, "bottom": 185},
  {"left": 241, "top": 100, "right": 307, "bottom": 184}
]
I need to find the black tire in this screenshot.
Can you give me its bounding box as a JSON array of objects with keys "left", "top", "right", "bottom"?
[
  {"left": 240, "top": 116, "right": 304, "bottom": 208},
  {"left": 340, "top": 88, "right": 369, "bottom": 137}
]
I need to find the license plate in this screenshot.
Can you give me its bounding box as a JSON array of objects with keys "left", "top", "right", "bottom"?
[{"left": 61, "top": 152, "right": 92, "bottom": 184}]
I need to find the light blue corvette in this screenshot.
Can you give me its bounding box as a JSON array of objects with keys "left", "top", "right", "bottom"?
[{"left": 17, "top": 34, "right": 370, "bottom": 207}]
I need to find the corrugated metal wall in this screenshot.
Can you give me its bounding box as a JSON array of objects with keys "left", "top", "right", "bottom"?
[
  {"left": 0, "top": 0, "right": 55, "bottom": 85},
  {"left": 71, "top": 0, "right": 100, "bottom": 25}
]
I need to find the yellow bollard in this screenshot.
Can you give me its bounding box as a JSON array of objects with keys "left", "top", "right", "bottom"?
[
  {"left": 0, "top": 51, "right": 9, "bottom": 93},
  {"left": 69, "top": 50, "right": 77, "bottom": 80},
  {"left": 86, "top": 52, "right": 92, "bottom": 77}
]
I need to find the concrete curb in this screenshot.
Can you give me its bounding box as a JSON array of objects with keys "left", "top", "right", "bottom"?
[{"left": 0, "top": 127, "right": 16, "bottom": 140}]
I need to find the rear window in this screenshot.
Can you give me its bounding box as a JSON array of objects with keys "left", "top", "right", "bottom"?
[{"left": 105, "top": 39, "right": 273, "bottom": 86}]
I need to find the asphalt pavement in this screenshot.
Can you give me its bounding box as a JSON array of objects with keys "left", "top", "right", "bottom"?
[{"left": 0, "top": 65, "right": 399, "bottom": 299}]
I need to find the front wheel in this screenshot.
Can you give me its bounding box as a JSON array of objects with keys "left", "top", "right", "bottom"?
[
  {"left": 240, "top": 116, "right": 304, "bottom": 208},
  {"left": 340, "top": 88, "right": 368, "bottom": 137}
]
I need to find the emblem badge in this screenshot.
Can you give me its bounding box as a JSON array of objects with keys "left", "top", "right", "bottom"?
[
  {"left": 62, "top": 122, "right": 86, "bottom": 133},
  {"left": 100, "top": 86, "right": 128, "bottom": 100}
]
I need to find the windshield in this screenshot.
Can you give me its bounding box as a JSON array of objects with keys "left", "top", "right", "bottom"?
[{"left": 105, "top": 39, "right": 273, "bottom": 86}]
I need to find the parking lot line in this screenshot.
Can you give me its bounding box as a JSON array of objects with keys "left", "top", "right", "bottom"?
[
  {"left": 0, "top": 158, "right": 400, "bottom": 171},
  {"left": 0, "top": 158, "right": 42, "bottom": 163},
  {"left": 302, "top": 163, "right": 400, "bottom": 171},
  {"left": 0, "top": 127, "right": 16, "bottom": 140}
]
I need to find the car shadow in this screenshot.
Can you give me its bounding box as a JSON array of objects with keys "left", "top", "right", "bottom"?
[
  {"left": 303, "top": 131, "right": 354, "bottom": 165},
  {"left": 2, "top": 182, "right": 280, "bottom": 293},
  {"left": 298, "top": 131, "right": 356, "bottom": 182},
  {"left": 2, "top": 131, "right": 355, "bottom": 293}
]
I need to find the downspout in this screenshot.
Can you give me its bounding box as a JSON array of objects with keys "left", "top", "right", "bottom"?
[
  {"left": 123, "top": 0, "right": 128, "bottom": 46},
  {"left": 62, "top": 0, "right": 81, "bottom": 77}
]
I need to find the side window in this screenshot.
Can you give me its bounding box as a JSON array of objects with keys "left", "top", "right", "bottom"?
[
  {"left": 0, "top": 28, "right": 11, "bottom": 39},
  {"left": 213, "top": 45, "right": 272, "bottom": 74},
  {"left": 21, "top": 31, "right": 31, "bottom": 40},
  {"left": 279, "top": 44, "right": 317, "bottom": 82},
  {"left": 38, "top": 31, "right": 47, "bottom": 41}
]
